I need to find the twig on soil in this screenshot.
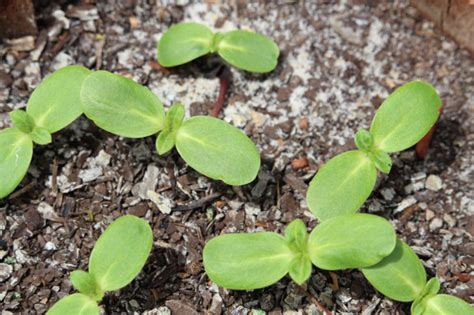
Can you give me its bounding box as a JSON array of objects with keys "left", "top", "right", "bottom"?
[
  {"left": 173, "top": 192, "right": 222, "bottom": 211},
  {"left": 329, "top": 272, "right": 339, "bottom": 291},
  {"left": 296, "top": 284, "right": 333, "bottom": 315},
  {"left": 51, "top": 158, "right": 58, "bottom": 197},
  {"left": 210, "top": 67, "right": 231, "bottom": 117},
  {"left": 416, "top": 102, "right": 445, "bottom": 158},
  {"left": 166, "top": 156, "right": 177, "bottom": 197},
  {"left": 95, "top": 35, "right": 106, "bottom": 69},
  {"left": 8, "top": 179, "right": 37, "bottom": 199}
]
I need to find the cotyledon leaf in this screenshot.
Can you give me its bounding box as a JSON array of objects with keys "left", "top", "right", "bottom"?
[
  {"left": 203, "top": 232, "right": 294, "bottom": 290},
  {"left": 156, "top": 103, "right": 185, "bottom": 155},
  {"left": 218, "top": 30, "right": 279, "bottom": 73},
  {"left": 175, "top": 116, "right": 260, "bottom": 186},
  {"left": 306, "top": 150, "right": 377, "bottom": 221},
  {"left": 362, "top": 239, "right": 426, "bottom": 302},
  {"left": 81, "top": 71, "right": 165, "bottom": 138},
  {"left": 27, "top": 65, "right": 91, "bottom": 133},
  {"left": 89, "top": 215, "right": 153, "bottom": 292},
  {"left": 415, "top": 294, "right": 474, "bottom": 315},
  {"left": 46, "top": 293, "right": 100, "bottom": 315},
  {"left": 0, "top": 128, "right": 33, "bottom": 199},
  {"left": 308, "top": 214, "right": 396, "bottom": 270},
  {"left": 370, "top": 80, "right": 442, "bottom": 153},
  {"left": 158, "top": 22, "right": 213, "bottom": 67}
]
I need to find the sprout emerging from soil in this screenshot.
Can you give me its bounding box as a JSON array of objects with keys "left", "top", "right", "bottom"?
[
  {"left": 47, "top": 215, "right": 153, "bottom": 315},
  {"left": 157, "top": 22, "right": 280, "bottom": 73}
]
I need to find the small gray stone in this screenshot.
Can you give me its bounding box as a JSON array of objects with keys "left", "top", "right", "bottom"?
[
  {"left": 429, "top": 217, "right": 443, "bottom": 231},
  {"left": 0, "top": 263, "right": 13, "bottom": 281},
  {"left": 425, "top": 175, "right": 442, "bottom": 191}
]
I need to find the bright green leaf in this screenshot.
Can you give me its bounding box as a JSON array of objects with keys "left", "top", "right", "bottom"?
[
  {"left": 47, "top": 293, "right": 100, "bottom": 315},
  {"left": 70, "top": 270, "right": 103, "bottom": 301},
  {"left": 308, "top": 214, "right": 396, "bottom": 270},
  {"left": 30, "top": 126, "right": 52, "bottom": 145},
  {"left": 285, "top": 219, "right": 311, "bottom": 284},
  {"left": 415, "top": 294, "right": 474, "bottom": 315},
  {"left": 203, "top": 232, "right": 294, "bottom": 290},
  {"left": 354, "top": 129, "right": 373, "bottom": 152},
  {"left": 284, "top": 219, "right": 308, "bottom": 253},
  {"left": 158, "top": 23, "right": 213, "bottom": 67},
  {"left": 27, "top": 65, "right": 91, "bottom": 133},
  {"left": 306, "top": 150, "right": 377, "bottom": 221},
  {"left": 370, "top": 81, "right": 442, "bottom": 153},
  {"left": 156, "top": 103, "right": 185, "bottom": 155},
  {"left": 0, "top": 128, "right": 33, "bottom": 199},
  {"left": 412, "top": 277, "right": 441, "bottom": 314},
  {"left": 9, "top": 110, "right": 35, "bottom": 133},
  {"left": 288, "top": 256, "right": 312, "bottom": 285},
  {"left": 218, "top": 30, "right": 279, "bottom": 73},
  {"left": 362, "top": 239, "right": 426, "bottom": 302},
  {"left": 81, "top": 71, "right": 165, "bottom": 138},
  {"left": 372, "top": 148, "right": 392, "bottom": 174},
  {"left": 175, "top": 116, "right": 260, "bottom": 186},
  {"left": 89, "top": 215, "right": 153, "bottom": 292}
]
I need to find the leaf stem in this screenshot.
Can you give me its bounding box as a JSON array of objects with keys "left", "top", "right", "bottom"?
[
  {"left": 415, "top": 102, "right": 444, "bottom": 158},
  {"left": 211, "top": 67, "right": 231, "bottom": 117}
]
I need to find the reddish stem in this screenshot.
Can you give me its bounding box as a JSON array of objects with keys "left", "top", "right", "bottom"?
[
  {"left": 211, "top": 69, "right": 231, "bottom": 117},
  {"left": 416, "top": 102, "right": 445, "bottom": 158}
]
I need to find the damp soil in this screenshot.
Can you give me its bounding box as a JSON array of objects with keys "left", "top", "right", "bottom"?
[{"left": 0, "top": 1, "right": 473, "bottom": 314}]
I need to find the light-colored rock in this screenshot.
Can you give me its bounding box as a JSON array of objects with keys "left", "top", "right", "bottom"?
[
  {"left": 425, "top": 209, "right": 435, "bottom": 220},
  {"left": 244, "top": 203, "right": 261, "bottom": 216},
  {"left": 0, "top": 263, "right": 13, "bottom": 282},
  {"left": 426, "top": 175, "right": 442, "bottom": 191},
  {"left": 132, "top": 165, "right": 160, "bottom": 199},
  {"left": 395, "top": 196, "right": 417, "bottom": 213},
  {"left": 380, "top": 188, "right": 395, "bottom": 201},
  {"left": 147, "top": 191, "right": 173, "bottom": 214},
  {"left": 429, "top": 217, "right": 443, "bottom": 231}
]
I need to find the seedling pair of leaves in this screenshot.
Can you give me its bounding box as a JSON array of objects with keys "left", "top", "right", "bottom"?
[
  {"left": 362, "top": 239, "right": 473, "bottom": 314},
  {"left": 203, "top": 213, "right": 396, "bottom": 289},
  {"left": 306, "top": 80, "right": 443, "bottom": 221},
  {"left": 80, "top": 70, "right": 260, "bottom": 186},
  {"left": 47, "top": 215, "right": 153, "bottom": 315},
  {"left": 0, "top": 66, "right": 91, "bottom": 199},
  {"left": 157, "top": 22, "right": 279, "bottom": 73}
]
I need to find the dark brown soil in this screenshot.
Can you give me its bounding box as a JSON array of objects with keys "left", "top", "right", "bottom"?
[{"left": 0, "top": 1, "right": 473, "bottom": 314}]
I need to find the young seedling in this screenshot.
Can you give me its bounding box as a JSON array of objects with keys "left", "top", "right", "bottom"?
[
  {"left": 306, "top": 81, "right": 442, "bottom": 221},
  {"left": 157, "top": 22, "right": 279, "bottom": 73},
  {"left": 362, "top": 239, "right": 473, "bottom": 314},
  {"left": 203, "top": 213, "right": 396, "bottom": 290},
  {"left": 0, "top": 65, "right": 91, "bottom": 199},
  {"left": 47, "top": 215, "right": 153, "bottom": 315},
  {"left": 80, "top": 70, "right": 260, "bottom": 186}
]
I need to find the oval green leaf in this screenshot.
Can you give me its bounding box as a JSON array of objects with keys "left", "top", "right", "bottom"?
[
  {"left": 175, "top": 116, "right": 260, "bottom": 186},
  {"left": 306, "top": 150, "right": 377, "bottom": 221},
  {"left": 89, "top": 215, "right": 153, "bottom": 292},
  {"left": 0, "top": 128, "right": 33, "bottom": 199},
  {"left": 218, "top": 30, "right": 279, "bottom": 73},
  {"left": 9, "top": 110, "right": 35, "bottom": 133},
  {"left": 47, "top": 293, "right": 100, "bottom": 315},
  {"left": 157, "top": 23, "right": 213, "bottom": 67},
  {"left": 308, "top": 214, "right": 396, "bottom": 270},
  {"left": 81, "top": 71, "right": 165, "bottom": 138},
  {"left": 27, "top": 65, "right": 91, "bottom": 133},
  {"left": 203, "top": 232, "right": 294, "bottom": 290},
  {"left": 362, "top": 239, "right": 426, "bottom": 302},
  {"left": 70, "top": 270, "right": 102, "bottom": 301},
  {"left": 370, "top": 80, "right": 442, "bottom": 153},
  {"left": 30, "top": 126, "right": 52, "bottom": 145},
  {"left": 418, "top": 294, "right": 474, "bottom": 315},
  {"left": 156, "top": 104, "right": 185, "bottom": 155}
]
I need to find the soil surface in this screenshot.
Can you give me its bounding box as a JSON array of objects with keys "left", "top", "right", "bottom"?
[{"left": 1, "top": 1, "right": 473, "bottom": 314}]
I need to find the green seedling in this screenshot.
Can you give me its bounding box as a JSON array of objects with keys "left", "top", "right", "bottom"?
[
  {"left": 80, "top": 70, "right": 260, "bottom": 186},
  {"left": 307, "top": 80, "right": 442, "bottom": 221},
  {"left": 47, "top": 215, "right": 153, "bottom": 315},
  {"left": 203, "top": 213, "right": 396, "bottom": 290},
  {"left": 157, "top": 22, "right": 279, "bottom": 73},
  {"left": 362, "top": 240, "right": 473, "bottom": 314},
  {"left": 0, "top": 65, "right": 91, "bottom": 199}
]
